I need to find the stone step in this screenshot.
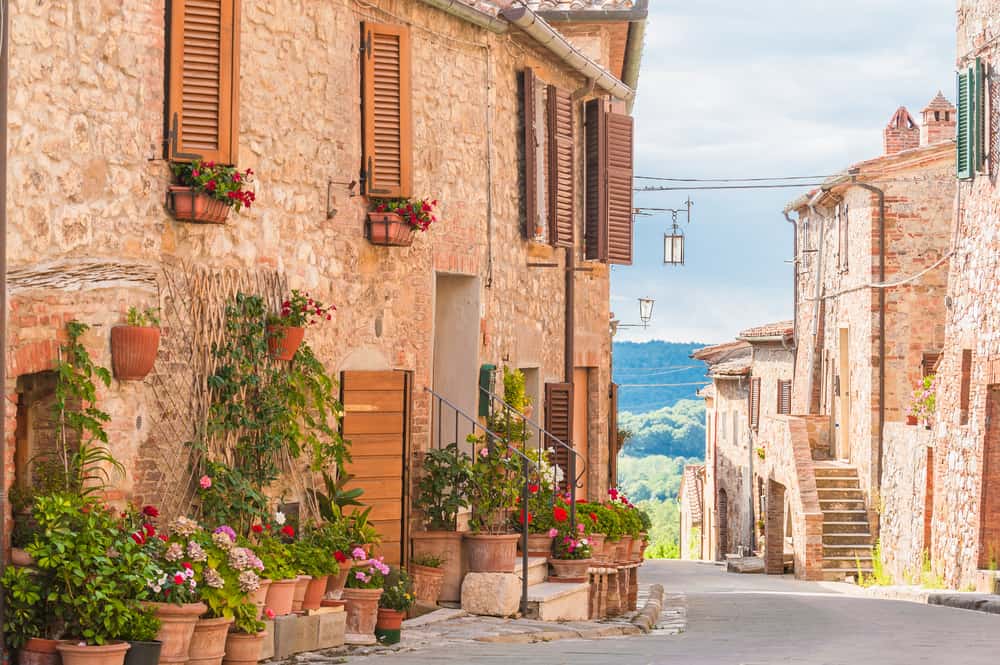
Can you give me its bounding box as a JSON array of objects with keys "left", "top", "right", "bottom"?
[
  {"left": 823, "top": 521, "right": 871, "bottom": 535},
  {"left": 823, "top": 544, "right": 874, "bottom": 558},
  {"left": 823, "top": 533, "right": 873, "bottom": 546},
  {"left": 513, "top": 557, "right": 549, "bottom": 587},
  {"left": 823, "top": 555, "right": 873, "bottom": 570},
  {"left": 523, "top": 582, "right": 590, "bottom": 621},
  {"left": 817, "top": 487, "right": 865, "bottom": 500},
  {"left": 819, "top": 499, "right": 867, "bottom": 511},
  {"left": 815, "top": 477, "right": 861, "bottom": 489},
  {"left": 813, "top": 464, "right": 859, "bottom": 478},
  {"left": 822, "top": 510, "right": 869, "bottom": 523}
]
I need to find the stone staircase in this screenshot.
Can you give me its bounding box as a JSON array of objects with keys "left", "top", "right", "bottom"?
[
  {"left": 514, "top": 556, "right": 590, "bottom": 621},
  {"left": 814, "top": 461, "right": 874, "bottom": 582}
]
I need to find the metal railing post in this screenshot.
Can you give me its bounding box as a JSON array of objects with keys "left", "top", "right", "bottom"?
[{"left": 521, "top": 452, "right": 530, "bottom": 616}]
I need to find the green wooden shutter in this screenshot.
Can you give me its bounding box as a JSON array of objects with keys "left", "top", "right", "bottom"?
[
  {"left": 975, "top": 57, "right": 985, "bottom": 173},
  {"left": 958, "top": 67, "right": 972, "bottom": 179}
]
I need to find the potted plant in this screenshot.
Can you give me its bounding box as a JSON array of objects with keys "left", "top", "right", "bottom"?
[
  {"left": 367, "top": 197, "right": 438, "bottom": 246},
  {"left": 412, "top": 442, "right": 471, "bottom": 601},
  {"left": 253, "top": 525, "right": 298, "bottom": 616},
  {"left": 341, "top": 550, "right": 389, "bottom": 645},
  {"left": 608, "top": 489, "right": 643, "bottom": 562},
  {"left": 549, "top": 533, "right": 593, "bottom": 582},
  {"left": 513, "top": 449, "right": 560, "bottom": 558},
  {"left": 636, "top": 508, "right": 652, "bottom": 560},
  {"left": 375, "top": 569, "right": 413, "bottom": 645},
  {"left": 266, "top": 290, "right": 335, "bottom": 361},
  {"left": 589, "top": 502, "right": 622, "bottom": 564},
  {"left": 122, "top": 611, "right": 162, "bottom": 665},
  {"left": 111, "top": 306, "right": 161, "bottom": 381},
  {"left": 409, "top": 553, "right": 446, "bottom": 606},
  {"left": 220, "top": 604, "right": 266, "bottom": 665},
  {"left": 463, "top": 437, "right": 521, "bottom": 573},
  {"left": 909, "top": 374, "right": 937, "bottom": 428},
  {"left": 2, "top": 563, "right": 66, "bottom": 665},
  {"left": 168, "top": 160, "right": 255, "bottom": 224},
  {"left": 292, "top": 528, "right": 341, "bottom": 611}
]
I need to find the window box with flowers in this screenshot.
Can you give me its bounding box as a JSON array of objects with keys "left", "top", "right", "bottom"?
[
  {"left": 168, "top": 160, "right": 255, "bottom": 224},
  {"left": 367, "top": 198, "right": 438, "bottom": 246},
  {"left": 266, "top": 290, "right": 336, "bottom": 361}
]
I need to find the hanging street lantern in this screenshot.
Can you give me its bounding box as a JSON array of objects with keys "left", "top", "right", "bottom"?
[
  {"left": 638, "top": 297, "right": 654, "bottom": 327},
  {"left": 664, "top": 224, "right": 685, "bottom": 266}
]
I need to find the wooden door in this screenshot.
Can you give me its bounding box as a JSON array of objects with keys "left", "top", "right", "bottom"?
[
  {"left": 341, "top": 371, "right": 409, "bottom": 565},
  {"left": 980, "top": 386, "right": 1000, "bottom": 568}
]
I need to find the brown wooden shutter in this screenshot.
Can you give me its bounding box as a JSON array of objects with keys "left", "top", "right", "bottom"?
[
  {"left": 585, "top": 98, "right": 608, "bottom": 261},
  {"left": 778, "top": 380, "right": 792, "bottom": 415},
  {"left": 522, "top": 68, "right": 540, "bottom": 238},
  {"left": 548, "top": 85, "right": 574, "bottom": 247},
  {"left": 605, "top": 109, "right": 634, "bottom": 264},
  {"left": 361, "top": 23, "right": 412, "bottom": 198},
  {"left": 922, "top": 352, "right": 942, "bottom": 378},
  {"left": 168, "top": 0, "right": 241, "bottom": 164},
  {"left": 749, "top": 377, "right": 761, "bottom": 430},
  {"left": 545, "top": 382, "right": 573, "bottom": 488},
  {"left": 609, "top": 382, "right": 620, "bottom": 487}
]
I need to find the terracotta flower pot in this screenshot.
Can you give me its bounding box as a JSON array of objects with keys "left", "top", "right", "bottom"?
[
  {"left": 169, "top": 186, "right": 230, "bottom": 224},
  {"left": 188, "top": 616, "right": 233, "bottom": 665},
  {"left": 124, "top": 640, "right": 162, "bottom": 665},
  {"left": 521, "top": 533, "right": 554, "bottom": 558},
  {"left": 249, "top": 578, "right": 272, "bottom": 619},
  {"left": 548, "top": 557, "right": 593, "bottom": 582},
  {"left": 292, "top": 574, "right": 312, "bottom": 612},
  {"left": 266, "top": 324, "right": 304, "bottom": 361},
  {"left": 264, "top": 578, "right": 296, "bottom": 616},
  {"left": 412, "top": 530, "right": 463, "bottom": 602},
  {"left": 56, "top": 641, "right": 130, "bottom": 665},
  {"left": 907, "top": 415, "right": 919, "bottom": 426},
  {"left": 588, "top": 533, "right": 607, "bottom": 562},
  {"left": 325, "top": 566, "right": 350, "bottom": 599},
  {"left": 637, "top": 532, "right": 649, "bottom": 561},
  {"left": 18, "top": 637, "right": 59, "bottom": 665},
  {"left": 367, "top": 212, "right": 415, "bottom": 247},
  {"left": 144, "top": 601, "right": 207, "bottom": 665},
  {"left": 463, "top": 533, "right": 519, "bottom": 573},
  {"left": 320, "top": 599, "right": 346, "bottom": 610},
  {"left": 110, "top": 326, "right": 160, "bottom": 381},
  {"left": 11, "top": 547, "right": 35, "bottom": 568},
  {"left": 341, "top": 587, "right": 383, "bottom": 644},
  {"left": 302, "top": 574, "right": 328, "bottom": 611},
  {"left": 617, "top": 536, "right": 634, "bottom": 564},
  {"left": 375, "top": 608, "right": 405, "bottom": 631},
  {"left": 410, "top": 563, "right": 445, "bottom": 605},
  {"left": 221, "top": 632, "right": 264, "bottom": 665}
]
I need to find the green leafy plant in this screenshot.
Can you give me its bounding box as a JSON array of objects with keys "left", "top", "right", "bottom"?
[
  {"left": 410, "top": 553, "right": 444, "bottom": 568},
  {"left": 308, "top": 470, "right": 364, "bottom": 524},
  {"left": 268, "top": 290, "right": 335, "bottom": 328},
  {"left": 756, "top": 446, "right": 766, "bottom": 461},
  {"left": 413, "top": 443, "right": 471, "bottom": 531},
  {"left": 552, "top": 534, "right": 592, "bottom": 560},
  {"left": 126, "top": 306, "right": 161, "bottom": 327},
  {"left": 290, "top": 537, "right": 340, "bottom": 578},
  {"left": 2, "top": 565, "right": 56, "bottom": 648},
  {"left": 372, "top": 197, "right": 438, "bottom": 231},
  {"left": 172, "top": 160, "right": 255, "bottom": 212},
  {"left": 346, "top": 507, "right": 381, "bottom": 548},
  {"left": 251, "top": 529, "right": 297, "bottom": 581},
  {"left": 466, "top": 435, "right": 521, "bottom": 535},
  {"left": 379, "top": 568, "right": 414, "bottom": 611},
  {"left": 125, "top": 609, "right": 161, "bottom": 642},
  {"left": 857, "top": 541, "right": 893, "bottom": 588}
]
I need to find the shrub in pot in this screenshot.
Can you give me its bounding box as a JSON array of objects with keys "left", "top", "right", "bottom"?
[
  {"left": 409, "top": 553, "right": 446, "bottom": 605},
  {"left": 510, "top": 448, "right": 562, "bottom": 558},
  {"left": 252, "top": 526, "right": 298, "bottom": 616},
  {"left": 376, "top": 569, "right": 413, "bottom": 645},
  {"left": 111, "top": 307, "right": 161, "bottom": 381},
  {"left": 266, "top": 290, "right": 335, "bottom": 361},
  {"left": 122, "top": 611, "right": 162, "bottom": 665},
  {"left": 168, "top": 160, "right": 255, "bottom": 225},
  {"left": 463, "top": 436, "right": 521, "bottom": 573},
  {"left": 341, "top": 549, "right": 389, "bottom": 645},
  {"left": 291, "top": 531, "right": 341, "bottom": 611},
  {"left": 2, "top": 564, "right": 67, "bottom": 665}
]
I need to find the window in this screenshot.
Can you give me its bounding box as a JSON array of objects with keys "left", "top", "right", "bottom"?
[
  {"left": 836, "top": 203, "right": 850, "bottom": 272},
  {"left": 922, "top": 351, "right": 942, "bottom": 378},
  {"left": 732, "top": 410, "right": 739, "bottom": 446},
  {"left": 957, "top": 58, "right": 985, "bottom": 179},
  {"left": 585, "top": 98, "right": 634, "bottom": 264},
  {"left": 778, "top": 380, "right": 792, "bottom": 415},
  {"left": 720, "top": 411, "right": 728, "bottom": 442},
  {"left": 522, "top": 71, "right": 574, "bottom": 246},
  {"left": 960, "top": 349, "right": 973, "bottom": 425},
  {"left": 168, "top": 0, "right": 241, "bottom": 164},
  {"left": 361, "top": 23, "right": 412, "bottom": 198},
  {"left": 748, "top": 377, "right": 761, "bottom": 430},
  {"left": 544, "top": 382, "right": 573, "bottom": 489}
]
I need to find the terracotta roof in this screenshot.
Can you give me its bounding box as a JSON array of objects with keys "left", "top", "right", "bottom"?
[
  {"left": 710, "top": 357, "right": 751, "bottom": 377},
  {"left": 680, "top": 464, "right": 705, "bottom": 524},
  {"left": 456, "top": 0, "right": 642, "bottom": 17},
  {"left": 923, "top": 91, "right": 955, "bottom": 112},
  {"left": 690, "top": 340, "right": 750, "bottom": 364},
  {"left": 738, "top": 320, "right": 793, "bottom": 341}
]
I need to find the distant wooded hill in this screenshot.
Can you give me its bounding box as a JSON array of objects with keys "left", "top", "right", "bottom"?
[{"left": 613, "top": 341, "right": 710, "bottom": 413}]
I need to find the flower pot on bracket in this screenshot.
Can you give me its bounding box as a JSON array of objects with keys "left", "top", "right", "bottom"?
[
  {"left": 110, "top": 326, "right": 161, "bottom": 381},
  {"left": 168, "top": 186, "right": 230, "bottom": 224},
  {"left": 249, "top": 578, "right": 272, "bottom": 619},
  {"left": 325, "top": 566, "right": 350, "bottom": 600},
  {"left": 56, "top": 641, "right": 131, "bottom": 665},
  {"left": 341, "top": 587, "right": 383, "bottom": 645},
  {"left": 520, "top": 533, "right": 554, "bottom": 558},
  {"left": 366, "top": 212, "right": 415, "bottom": 247},
  {"left": 292, "top": 575, "right": 312, "bottom": 612},
  {"left": 266, "top": 324, "right": 304, "bottom": 361},
  {"left": 616, "top": 536, "right": 634, "bottom": 564},
  {"left": 221, "top": 632, "right": 265, "bottom": 665},
  {"left": 463, "top": 533, "right": 519, "bottom": 573},
  {"left": 587, "top": 533, "right": 607, "bottom": 563}
]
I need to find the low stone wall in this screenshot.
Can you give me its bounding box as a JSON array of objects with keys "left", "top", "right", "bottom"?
[{"left": 880, "top": 422, "right": 933, "bottom": 582}]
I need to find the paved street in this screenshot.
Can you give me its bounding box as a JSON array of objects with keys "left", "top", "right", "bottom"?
[{"left": 344, "top": 560, "right": 1000, "bottom": 665}]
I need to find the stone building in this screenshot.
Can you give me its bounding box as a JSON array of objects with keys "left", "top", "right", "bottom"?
[
  {"left": 679, "top": 462, "right": 705, "bottom": 560},
  {"left": 773, "top": 97, "right": 955, "bottom": 580},
  {"left": 0, "top": 0, "right": 648, "bottom": 565},
  {"left": 931, "top": 0, "right": 1000, "bottom": 591}
]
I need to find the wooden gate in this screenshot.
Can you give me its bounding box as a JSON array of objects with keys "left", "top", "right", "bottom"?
[{"left": 341, "top": 371, "right": 409, "bottom": 565}]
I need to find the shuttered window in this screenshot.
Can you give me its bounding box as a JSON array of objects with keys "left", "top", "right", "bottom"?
[
  {"left": 960, "top": 349, "right": 973, "bottom": 425},
  {"left": 168, "top": 0, "right": 241, "bottom": 164},
  {"left": 544, "top": 382, "right": 573, "bottom": 488},
  {"left": 778, "top": 380, "right": 792, "bottom": 415},
  {"left": 748, "top": 377, "right": 761, "bottom": 430},
  {"left": 361, "top": 23, "right": 412, "bottom": 198},
  {"left": 523, "top": 69, "right": 542, "bottom": 238},
  {"left": 585, "top": 98, "right": 634, "bottom": 264},
  {"left": 548, "top": 85, "right": 575, "bottom": 247},
  {"left": 957, "top": 58, "right": 984, "bottom": 180}
]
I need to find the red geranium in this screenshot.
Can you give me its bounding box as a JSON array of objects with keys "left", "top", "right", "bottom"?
[
  {"left": 174, "top": 574, "right": 185, "bottom": 585},
  {"left": 553, "top": 506, "right": 569, "bottom": 523},
  {"left": 252, "top": 524, "right": 264, "bottom": 534},
  {"left": 142, "top": 505, "right": 159, "bottom": 518},
  {"left": 589, "top": 512, "right": 598, "bottom": 523},
  {"left": 528, "top": 484, "right": 540, "bottom": 494},
  {"left": 182, "top": 562, "right": 192, "bottom": 570},
  {"left": 518, "top": 509, "right": 533, "bottom": 525},
  {"left": 143, "top": 523, "right": 156, "bottom": 537},
  {"left": 130, "top": 531, "right": 146, "bottom": 545},
  {"left": 281, "top": 525, "right": 295, "bottom": 538},
  {"left": 334, "top": 550, "right": 348, "bottom": 564}
]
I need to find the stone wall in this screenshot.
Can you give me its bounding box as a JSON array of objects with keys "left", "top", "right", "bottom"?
[
  {"left": 880, "top": 422, "right": 933, "bottom": 582},
  {"left": 707, "top": 377, "right": 753, "bottom": 557},
  {"left": 4, "top": 0, "right": 620, "bottom": 547}
]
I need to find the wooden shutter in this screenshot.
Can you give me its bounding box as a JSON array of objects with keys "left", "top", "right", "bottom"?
[
  {"left": 606, "top": 110, "right": 634, "bottom": 264},
  {"left": 545, "top": 382, "right": 573, "bottom": 487},
  {"left": 922, "top": 352, "right": 942, "bottom": 378},
  {"left": 585, "top": 98, "right": 608, "bottom": 261},
  {"left": 523, "top": 69, "right": 540, "bottom": 239},
  {"left": 958, "top": 65, "right": 974, "bottom": 179},
  {"left": 608, "top": 382, "right": 619, "bottom": 488},
  {"left": 361, "top": 23, "right": 412, "bottom": 198},
  {"left": 778, "top": 380, "right": 792, "bottom": 415},
  {"left": 748, "top": 377, "right": 761, "bottom": 430},
  {"left": 168, "top": 0, "right": 241, "bottom": 164},
  {"left": 548, "top": 85, "right": 574, "bottom": 247},
  {"left": 975, "top": 57, "right": 986, "bottom": 173}
]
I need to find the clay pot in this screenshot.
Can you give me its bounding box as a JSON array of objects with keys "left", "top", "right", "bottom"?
[
  {"left": 266, "top": 325, "right": 304, "bottom": 361},
  {"left": 410, "top": 563, "right": 445, "bottom": 605},
  {"left": 123, "top": 640, "right": 162, "bottom": 665},
  {"left": 325, "top": 566, "right": 350, "bottom": 599},
  {"left": 907, "top": 415, "right": 919, "bottom": 426},
  {"left": 264, "top": 578, "right": 296, "bottom": 616},
  {"left": 617, "top": 536, "right": 634, "bottom": 564},
  {"left": 188, "top": 616, "right": 233, "bottom": 665},
  {"left": 520, "top": 533, "right": 554, "bottom": 558},
  {"left": 221, "top": 632, "right": 264, "bottom": 665},
  {"left": 463, "top": 533, "right": 519, "bottom": 573},
  {"left": 110, "top": 326, "right": 160, "bottom": 381},
  {"left": 302, "top": 574, "right": 328, "bottom": 611},
  {"left": 249, "top": 578, "right": 272, "bottom": 619},
  {"left": 375, "top": 608, "right": 405, "bottom": 631},
  {"left": 18, "top": 637, "right": 59, "bottom": 665},
  {"left": 144, "top": 601, "right": 207, "bottom": 665},
  {"left": 367, "top": 212, "right": 415, "bottom": 246},
  {"left": 412, "top": 531, "right": 463, "bottom": 602},
  {"left": 637, "top": 533, "right": 649, "bottom": 561},
  {"left": 56, "top": 641, "right": 130, "bottom": 665},
  {"left": 548, "top": 557, "right": 593, "bottom": 582},
  {"left": 11, "top": 547, "right": 35, "bottom": 568},
  {"left": 169, "top": 186, "right": 230, "bottom": 224},
  {"left": 341, "top": 587, "right": 383, "bottom": 644},
  {"left": 320, "top": 599, "right": 346, "bottom": 610},
  {"left": 588, "top": 533, "right": 607, "bottom": 563},
  {"left": 292, "top": 574, "right": 312, "bottom": 612}
]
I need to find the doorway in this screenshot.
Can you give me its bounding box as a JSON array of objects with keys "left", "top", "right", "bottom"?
[
  {"left": 573, "top": 368, "right": 590, "bottom": 500},
  {"left": 979, "top": 386, "right": 1000, "bottom": 568},
  {"left": 837, "top": 327, "right": 851, "bottom": 460},
  {"left": 432, "top": 274, "right": 480, "bottom": 449},
  {"left": 718, "top": 488, "right": 729, "bottom": 559}
]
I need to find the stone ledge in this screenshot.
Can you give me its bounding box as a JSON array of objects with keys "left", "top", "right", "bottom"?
[
  {"left": 631, "top": 583, "right": 664, "bottom": 633},
  {"left": 858, "top": 585, "right": 1000, "bottom": 615}
]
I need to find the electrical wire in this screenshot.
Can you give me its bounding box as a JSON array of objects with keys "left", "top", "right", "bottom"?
[
  {"left": 805, "top": 250, "right": 954, "bottom": 301},
  {"left": 635, "top": 183, "right": 826, "bottom": 192},
  {"left": 634, "top": 175, "right": 837, "bottom": 183},
  {"left": 618, "top": 382, "right": 711, "bottom": 388}
]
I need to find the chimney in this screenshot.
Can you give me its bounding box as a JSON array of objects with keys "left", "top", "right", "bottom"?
[
  {"left": 920, "top": 91, "right": 957, "bottom": 146},
  {"left": 883, "top": 106, "right": 919, "bottom": 155}
]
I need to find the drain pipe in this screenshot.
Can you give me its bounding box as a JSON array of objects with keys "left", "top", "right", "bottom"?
[
  {"left": 1, "top": 0, "right": 9, "bottom": 633},
  {"left": 783, "top": 210, "right": 799, "bottom": 376},
  {"left": 803, "top": 191, "right": 828, "bottom": 414}
]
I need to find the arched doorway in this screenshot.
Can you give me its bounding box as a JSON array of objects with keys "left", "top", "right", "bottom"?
[{"left": 718, "top": 488, "right": 729, "bottom": 559}]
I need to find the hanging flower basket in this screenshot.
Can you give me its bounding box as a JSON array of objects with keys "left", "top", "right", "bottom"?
[
  {"left": 168, "top": 186, "right": 231, "bottom": 224},
  {"left": 366, "top": 212, "right": 415, "bottom": 247},
  {"left": 167, "top": 161, "right": 255, "bottom": 225}
]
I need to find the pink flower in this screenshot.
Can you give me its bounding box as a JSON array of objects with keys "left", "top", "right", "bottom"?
[
  {"left": 351, "top": 546, "right": 367, "bottom": 560},
  {"left": 548, "top": 528, "right": 558, "bottom": 538},
  {"left": 265, "top": 608, "right": 276, "bottom": 619},
  {"left": 577, "top": 523, "right": 585, "bottom": 533},
  {"left": 479, "top": 448, "right": 489, "bottom": 458},
  {"left": 199, "top": 475, "right": 212, "bottom": 489}
]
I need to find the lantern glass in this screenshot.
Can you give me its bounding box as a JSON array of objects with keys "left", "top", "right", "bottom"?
[
  {"left": 664, "top": 230, "right": 685, "bottom": 265},
  {"left": 638, "top": 297, "right": 654, "bottom": 324}
]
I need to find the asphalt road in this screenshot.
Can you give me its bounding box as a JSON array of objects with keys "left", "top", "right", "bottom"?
[{"left": 345, "top": 559, "right": 1000, "bottom": 665}]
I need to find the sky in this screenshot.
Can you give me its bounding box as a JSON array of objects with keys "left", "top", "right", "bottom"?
[{"left": 610, "top": 0, "right": 957, "bottom": 344}]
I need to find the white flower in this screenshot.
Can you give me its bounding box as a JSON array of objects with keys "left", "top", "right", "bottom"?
[{"left": 275, "top": 511, "right": 286, "bottom": 526}]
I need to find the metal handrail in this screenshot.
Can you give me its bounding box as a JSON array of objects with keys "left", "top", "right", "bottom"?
[{"left": 424, "top": 386, "right": 537, "bottom": 615}]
